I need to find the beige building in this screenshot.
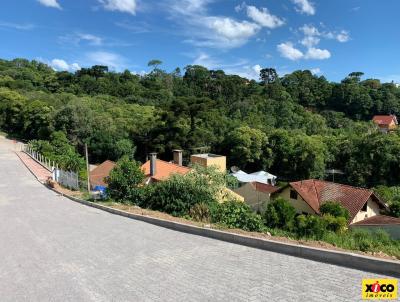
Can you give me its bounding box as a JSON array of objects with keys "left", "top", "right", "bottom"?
[
  {"left": 190, "top": 153, "right": 227, "bottom": 173},
  {"left": 272, "top": 179, "right": 387, "bottom": 225},
  {"left": 234, "top": 182, "right": 279, "bottom": 213}
]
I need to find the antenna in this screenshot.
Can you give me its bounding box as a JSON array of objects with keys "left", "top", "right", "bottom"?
[{"left": 325, "top": 169, "right": 345, "bottom": 183}]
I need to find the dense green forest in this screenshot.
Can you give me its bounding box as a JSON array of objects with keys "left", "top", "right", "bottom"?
[{"left": 1, "top": 58, "right": 400, "bottom": 188}]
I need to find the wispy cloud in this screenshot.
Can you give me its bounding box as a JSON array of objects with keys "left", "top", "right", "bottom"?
[
  {"left": 37, "top": 0, "right": 62, "bottom": 9},
  {"left": 98, "top": 0, "right": 137, "bottom": 15},
  {"left": 115, "top": 20, "right": 150, "bottom": 33},
  {"left": 292, "top": 0, "right": 315, "bottom": 15},
  {"left": 0, "top": 21, "right": 35, "bottom": 30},
  {"left": 60, "top": 32, "right": 103, "bottom": 46}
]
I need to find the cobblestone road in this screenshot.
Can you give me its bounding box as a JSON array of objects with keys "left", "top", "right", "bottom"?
[{"left": 0, "top": 136, "right": 391, "bottom": 301}]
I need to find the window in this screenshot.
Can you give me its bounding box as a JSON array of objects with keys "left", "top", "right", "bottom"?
[
  {"left": 361, "top": 202, "right": 368, "bottom": 212},
  {"left": 290, "top": 190, "right": 298, "bottom": 200}
]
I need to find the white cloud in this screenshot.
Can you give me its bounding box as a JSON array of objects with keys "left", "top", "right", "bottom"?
[
  {"left": 0, "top": 21, "right": 35, "bottom": 30},
  {"left": 86, "top": 51, "right": 126, "bottom": 70},
  {"left": 59, "top": 33, "right": 103, "bottom": 46},
  {"left": 300, "top": 36, "right": 320, "bottom": 48},
  {"left": 99, "top": 0, "right": 137, "bottom": 15},
  {"left": 246, "top": 5, "right": 285, "bottom": 29},
  {"left": 277, "top": 42, "right": 304, "bottom": 60},
  {"left": 169, "top": 0, "right": 261, "bottom": 49},
  {"left": 206, "top": 17, "right": 259, "bottom": 41},
  {"left": 50, "top": 59, "right": 81, "bottom": 71},
  {"left": 292, "top": 0, "right": 315, "bottom": 15},
  {"left": 310, "top": 67, "right": 321, "bottom": 75},
  {"left": 37, "top": 0, "right": 61, "bottom": 9},
  {"left": 304, "top": 47, "right": 331, "bottom": 60},
  {"left": 300, "top": 24, "right": 319, "bottom": 36},
  {"left": 336, "top": 30, "right": 350, "bottom": 42}
]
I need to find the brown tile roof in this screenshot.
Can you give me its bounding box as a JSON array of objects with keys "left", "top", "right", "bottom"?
[
  {"left": 251, "top": 182, "right": 280, "bottom": 194},
  {"left": 141, "top": 159, "right": 191, "bottom": 182},
  {"left": 372, "top": 115, "right": 398, "bottom": 126},
  {"left": 287, "top": 180, "right": 386, "bottom": 221},
  {"left": 351, "top": 215, "right": 400, "bottom": 226},
  {"left": 89, "top": 160, "right": 116, "bottom": 187}
]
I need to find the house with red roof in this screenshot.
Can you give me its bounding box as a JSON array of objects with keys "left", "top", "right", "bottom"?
[
  {"left": 372, "top": 115, "right": 398, "bottom": 133},
  {"left": 272, "top": 179, "right": 388, "bottom": 225},
  {"left": 89, "top": 160, "right": 116, "bottom": 188}
]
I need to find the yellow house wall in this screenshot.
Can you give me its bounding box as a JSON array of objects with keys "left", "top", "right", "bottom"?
[
  {"left": 278, "top": 187, "right": 316, "bottom": 214},
  {"left": 351, "top": 198, "right": 381, "bottom": 224},
  {"left": 190, "top": 155, "right": 226, "bottom": 173},
  {"left": 234, "top": 183, "right": 270, "bottom": 212}
]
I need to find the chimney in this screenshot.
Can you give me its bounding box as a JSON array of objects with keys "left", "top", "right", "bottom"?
[
  {"left": 173, "top": 149, "right": 183, "bottom": 166},
  {"left": 149, "top": 153, "right": 157, "bottom": 176}
]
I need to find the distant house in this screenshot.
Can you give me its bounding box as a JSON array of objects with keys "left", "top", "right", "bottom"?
[
  {"left": 372, "top": 115, "right": 398, "bottom": 133},
  {"left": 350, "top": 215, "right": 400, "bottom": 239},
  {"left": 272, "top": 179, "right": 388, "bottom": 225},
  {"left": 232, "top": 170, "right": 277, "bottom": 186},
  {"left": 142, "top": 151, "right": 243, "bottom": 202},
  {"left": 190, "top": 153, "right": 227, "bottom": 173},
  {"left": 141, "top": 152, "right": 191, "bottom": 184},
  {"left": 89, "top": 160, "right": 116, "bottom": 189},
  {"left": 234, "top": 182, "right": 280, "bottom": 213}
]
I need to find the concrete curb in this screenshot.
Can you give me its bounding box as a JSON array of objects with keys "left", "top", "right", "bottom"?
[
  {"left": 15, "top": 151, "right": 400, "bottom": 277},
  {"left": 59, "top": 190, "right": 400, "bottom": 277}
]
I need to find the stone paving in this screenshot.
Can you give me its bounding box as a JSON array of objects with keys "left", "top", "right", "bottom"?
[
  {"left": 15, "top": 151, "right": 52, "bottom": 182},
  {"left": 0, "top": 136, "right": 392, "bottom": 302}
]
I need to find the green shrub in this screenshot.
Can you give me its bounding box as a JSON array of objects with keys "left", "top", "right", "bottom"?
[
  {"left": 320, "top": 201, "right": 350, "bottom": 220},
  {"left": 106, "top": 156, "right": 145, "bottom": 203},
  {"left": 389, "top": 200, "right": 400, "bottom": 218},
  {"left": 213, "top": 200, "right": 263, "bottom": 232},
  {"left": 322, "top": 214, "right": 348, "bottom": 234},
  {"left": 264, "top": 197, "right": 296, "bottom": 230},
  {"left": 142, "top": 174, "right": 217, "bottom": 216},
  {"left": 352, "top": 229, "right": 374, "bottom": 252},
  {"left": 295, "top": 214, "right": 326, "bottom": 239},
  {"left": 189, "top": 202, "right": 212, "bottom": 223}
]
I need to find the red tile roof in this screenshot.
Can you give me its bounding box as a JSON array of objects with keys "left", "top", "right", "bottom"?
[
  {"left": 141, "top": 159, "right": 191, "bottom": 182},
  {"left": 89, "top": 160, "right": 116, "bottom": 187},
  {"left": 287, "top": 180, "right": 386, "bottom": 221},
  {"left": 251, "top": 182, "right": 280, "bottom": 194},
  {"left": 372, "top": 115, "right": 398, "bottom": 126},
  {"left": 351, "top": 215, "right": 400, "bottom": 226}
]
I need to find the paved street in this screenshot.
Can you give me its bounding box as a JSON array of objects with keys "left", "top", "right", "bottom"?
[{"left": 0, "top": 136, "right": 390, "bottom": 302}]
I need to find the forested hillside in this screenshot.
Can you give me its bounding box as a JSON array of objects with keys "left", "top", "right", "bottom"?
[{"left": 1, "top": 58, "right": 400, "bottom": 188}]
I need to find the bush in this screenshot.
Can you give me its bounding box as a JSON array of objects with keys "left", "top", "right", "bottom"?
[
  {"left": 189, "top": 203, "right": 212, "bottom": 223},
  {"left": 213, "top": 200, "right": 263, "bottom": 232},
  {"left": 106, "top": 157, "right": 145, "bottom": 203},
  {"left": 320, "top": 201, "right": 350, "bottom": 220},
  {"left": 322, "top": 214, "right": 348, "bottom": 234},
  {"left": 264, "top": 197, "right": 296, "bottom": 230},
  {"left": 142, "top": 174, "right": 217, "bottom": 216},
  {"left": 389, "top": 200, "right": 400, "bottom": 218},
  {"left": 295, "top": 214, "right": 326, "bottom": 239}
]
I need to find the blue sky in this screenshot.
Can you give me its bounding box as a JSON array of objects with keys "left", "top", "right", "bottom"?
[{"left": 0, "top": 0, "right": 399, "bottom": 82}]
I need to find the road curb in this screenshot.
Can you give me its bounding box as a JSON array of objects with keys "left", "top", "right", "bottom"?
[
  {"left": 57, "top": 189, "right": 400, "bottom": 277},
  {"left": 15, "top": 150, "right": 400, "bottom": 277}
]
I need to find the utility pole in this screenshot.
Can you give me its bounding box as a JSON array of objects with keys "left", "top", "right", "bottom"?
[{"left": 85, "top": 143, "right": 91, "bottom": 193}]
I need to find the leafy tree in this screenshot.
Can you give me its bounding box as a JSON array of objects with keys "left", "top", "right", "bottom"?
[
  {"left": 106, "top": 157, "right": 145, "bottom": 203},
  {"left": 320, "top": 201, "right": 350, "bottom": 220},
  {"left": 259, "top": 68, "right": 278, "bottom": 85}
]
